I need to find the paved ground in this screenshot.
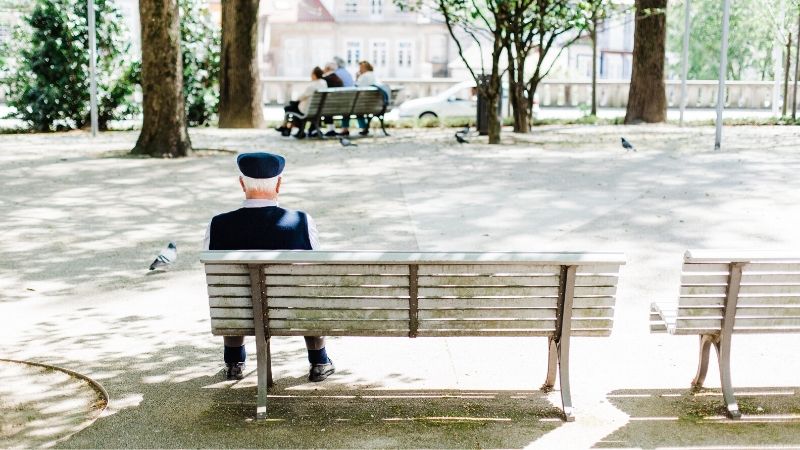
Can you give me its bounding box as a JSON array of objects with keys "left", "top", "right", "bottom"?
[{"left": 1, "top": 125, "right": 800, "bottom": 448}]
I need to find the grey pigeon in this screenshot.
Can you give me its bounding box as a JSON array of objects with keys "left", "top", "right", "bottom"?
[
  {"left": 149, "top": 241, "right": 177, "bottom": 270},
  {"left": 621, "top": 137, "right": 636, "bottom": 152},
  {"left": 339, "top": 137, "right": 358, "bottom": 147},
  {"left": 455, "top": 133, "right": 469, "bottom": 144}
]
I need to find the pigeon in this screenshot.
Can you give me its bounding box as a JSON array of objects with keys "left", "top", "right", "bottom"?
[
  {"left": 621, "top": 137, "right": 636, "bottom": 152},
  {"left": 339, "top": 137, "right": 358, "bottom": 147},
  {"left": 149, "top": 241, "right": 177, "bottom": 270},
  {"left": 455, "top": 133, "right": 469, "bottom": 144},
  {"left": 458, "top": 125, "right": 470, "bottom": 135}
]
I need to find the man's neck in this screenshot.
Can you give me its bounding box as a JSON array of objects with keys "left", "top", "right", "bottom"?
[{"left": 245, "top": 193, "right": 278, "bottom": 201}]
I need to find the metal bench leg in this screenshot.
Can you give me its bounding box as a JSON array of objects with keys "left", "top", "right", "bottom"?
[
  {"left": 691, "top": 334, "right": 715, "bottom": 389},
  {"left": 255, "top": 333, "right": 269, "bottom": 420},
  {"left": 266, "top": 336, "right": 274, "bottom": 388},
  {"left": 557, "top": 338, "right": 575, "bottom": 422},
  {"left": 379, "top": 116, "right": 390, "bottom": 136},
  {"left": 714, "top": 336, "right": 741, "bottom": 419},
  {"left": 542, "top": 336, "right": 557, "bottom": 391}
]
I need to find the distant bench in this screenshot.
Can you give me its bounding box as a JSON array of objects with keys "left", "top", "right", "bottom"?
[
  {"left": 650, "top": 250, "right": 800, "bottom": 419},
  {"left": 287, "top": 87, "right": 398, "bottom": 137},
  {"left": 201, "top": 250, "right": 626, "bottom": 421}
]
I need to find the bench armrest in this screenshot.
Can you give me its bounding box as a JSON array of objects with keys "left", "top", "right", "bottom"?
[{"left": 650, "top": 302, "right": 676, "bottom": 334}]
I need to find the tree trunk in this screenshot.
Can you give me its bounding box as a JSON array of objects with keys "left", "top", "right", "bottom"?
[
  {"left": 624, "top": 0, "right": 668, "bottom": 124},
  {"left": 591, "top": 18, "right": 598, "bottom": 116},
  {"left": 218, "top": 0, "right": 263, "bottom": 128},
  {"left": 132, "top": 0, "right": 191, "bottom": 157}
]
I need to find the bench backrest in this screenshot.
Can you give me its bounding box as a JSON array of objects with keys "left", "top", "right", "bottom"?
[
  {"left": 304, "top": 88, "right": 386, "bottom": 119},
  {"left": 201, "top": 251, "right": 625, "bottom": 339},
  {"left": 674, "top": 250, "right": 800, "bottom": 334}
]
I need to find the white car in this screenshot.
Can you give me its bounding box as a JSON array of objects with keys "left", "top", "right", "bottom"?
[
  {"left": 398, "top": 81, "right": 478, "bottom": 120},
  {"left": 397, "top": 80, "right": 538, "bottom": 120}
]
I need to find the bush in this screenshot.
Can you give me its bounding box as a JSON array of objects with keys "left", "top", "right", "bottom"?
[
  {"left": 2, "top": 0, "right": 138, "bottom": 131},
  {"left": 180, "top": 0, "right": 220, "bottom": 126}
]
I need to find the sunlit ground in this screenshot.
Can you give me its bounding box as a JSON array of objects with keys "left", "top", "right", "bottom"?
[{"left": 1, "top": 125, "right": 800, "bottom": 448}]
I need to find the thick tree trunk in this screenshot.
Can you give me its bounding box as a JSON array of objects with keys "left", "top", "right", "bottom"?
[
  {"left": 132, "top": 0, "right": 191, "bottom": 157},
  {"left": 506, "top": 40, "right": 530, "bottom": 133},
  {"left": 624, "top": 0, "right": 668, "bottom": 124},
  {"left": 218, "top": 0, "right": 263, "bottom": 128}
]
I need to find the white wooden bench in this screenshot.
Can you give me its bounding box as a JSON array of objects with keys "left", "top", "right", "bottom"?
[
  {"left": 650, "top": 250, "right": 800, "bottom": 419},
  {"left": 200, "top": 250, "right": 626, "bottom": 421},
  {"left": 286, "top": 87, "right": 392, "bottom": 137}
]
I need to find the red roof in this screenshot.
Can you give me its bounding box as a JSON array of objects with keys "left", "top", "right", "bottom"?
[{"left": 297, "top": 0, "right": 335, "bottom": 22}]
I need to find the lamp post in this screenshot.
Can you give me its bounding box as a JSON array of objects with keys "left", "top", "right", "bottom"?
[
  {"left": 88, "top": 0, "right": 98, "bottom": 137},
  {"left": 679, "top": 0, "right": 690, "bottom": 126},
  {"left": 714, "top": 0, "right": 731, "bottom": 150}
]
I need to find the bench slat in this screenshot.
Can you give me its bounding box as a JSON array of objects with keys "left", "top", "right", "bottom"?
[
  {"left": 210, "top": 307, "right": 253, "bottom": 319},
  {"left": 207, "top": 286, "right": 251, "bottom": 297},
  {"left": 681, "top": 284, "right": 800, "bottom": 296},
  {"left": 268, "top": 286, "right": 408, "bottom": 297},
  {"left": 268, "top": 297, "right": 409, "bottom": 309},
  {"left": 268, "top": 319, "right": 409, "bottom": 330},
  {"left": 676, "top": 317, "right": 800, "bottom": 330},
  {"left": 418, "top": 308, "right": 613, "bottom": 320},
  {"left": 209, "top": 297, "right": 252, "bottom": 308},
  {"left": 206, "top": 275, "right": 251, "bottom": 285},
  {"left": 418, "top": 319, "right": 556, "bottom": 330},
  {"left": 211, "top": 327, "right": 253, "bottom": 336},
  {"left": 264, "top": 275, "right": 408, "bottom": 286},
  {"left": 419, "top": 286, "right": 615, "bottom": 297},
  {"left": 417, "top": 275, "right": 617, "bottom": 287},
  {"left": 682, "top": 273, "right": 800, "bottom": 285},
  {"left": 269, "top": 329, "right": 409, "bottom": 337},
  {"left": 415, "top": 329, "right": 611, "bottom": 337},
  {"left": 269, "top": 308, "right": 409, "bottom": 320},
  {"left": 683, "top": 262, "right": 800, "bottom": 273},
  {"left": 417, "top": 264, "right": 620, "bottom": 275},
  {"left": 205, "top": 264, "right": 249, "bottom": 275},
  {"left": 264, "top": 264, "right": 410, "bottom": 275}
]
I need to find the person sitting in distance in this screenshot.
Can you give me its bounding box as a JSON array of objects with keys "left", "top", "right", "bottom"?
[
  {"left": 340, "top": 60, "right": 378, "bottom": 137},
  {"left": 203, "top": 152, "right": 335, "bottom": 382},
  {"left": 318, "top": 62, "right": 344, "bottom": 138},
  {"left": 275, "top": 67, "right": 327, "bottom": 139}
]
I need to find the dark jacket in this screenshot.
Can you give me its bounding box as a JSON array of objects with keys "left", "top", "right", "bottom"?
[{"left": 323, "top": 73, "right": 343, "bottom": 88}]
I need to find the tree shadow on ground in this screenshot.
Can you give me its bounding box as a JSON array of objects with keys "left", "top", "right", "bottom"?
[{"left": 595, "top": 387, "right": 800, "bottom": 448}]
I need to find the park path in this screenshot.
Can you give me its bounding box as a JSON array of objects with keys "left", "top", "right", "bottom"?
[{"left": 1, "top": 125, "right": 800, "bottom": 448}]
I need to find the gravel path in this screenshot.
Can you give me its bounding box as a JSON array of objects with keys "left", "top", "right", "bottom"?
[{"left": 1, "top": 125, "right": 799, "bottom": 448}]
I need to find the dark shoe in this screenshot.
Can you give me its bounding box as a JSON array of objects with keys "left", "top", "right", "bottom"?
[
  {"left": 308, "top": 361, "right": 335, "bottom": 382},
  {"left": 226, "top": 362, "right": 245, "bottom": 380},
  {"left": 308, "top": 129, "right": 320, "bottom": 138},
  {"left": 338, "top": 130, "right": 350, "bottom": 136},
  {"left": 324, "top": 130, "right": 338, "bottom": 137},
  {"left": 275, "top": 126, "right": 288, "bottom": 133},
  {"left": 358, "top": 129, "right": 369, "bottom": 136},
  {"left": 293, "top": 131, "right": 306, "bottom": 139},
  {"left": 281, "top": 128, "right": 291, "bottom": 137}
]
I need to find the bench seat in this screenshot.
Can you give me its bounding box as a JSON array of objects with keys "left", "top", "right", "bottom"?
[
  {"left": 650, "top": 250, "right": 800, "bottom": 418},
  {"left": 202, "top": 250, "right": 626, "bottom": 422}
]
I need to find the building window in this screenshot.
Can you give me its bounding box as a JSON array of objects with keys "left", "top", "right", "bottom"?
[
  {"left": 371, "top": 41, "right": 387, "bottom": 69},
  {"left": 370, "top": 0, "right": 382, "bottom": 15},
  {"left": 345, "top": 0, "right": 358, "bottom": 14},
  {"left": 345, "top": 41, "right": 362, "bottom": 67},
  {"left": 397, "top": 41, "right": 413, "bottom": 68}
]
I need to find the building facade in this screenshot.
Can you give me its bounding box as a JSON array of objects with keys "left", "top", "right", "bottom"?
[{"left": 260, "top": 0, "right": 454, "bottom": 79}]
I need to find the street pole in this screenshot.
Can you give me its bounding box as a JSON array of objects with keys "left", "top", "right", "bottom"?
[
  {"left": 793, "top": 7, "right": 800, "bottom": 120},
  {"left": 715, "top": 0, "right": 731, "bottom": 150},
  {"left": 785, "top": 33, "right": 792, "bottom": 117},
  {"left": 679, "top": 0, "right": 690, "bottom": 126},
  {"left": 88, "top": 0, "right": 98, "bottom": 137}
]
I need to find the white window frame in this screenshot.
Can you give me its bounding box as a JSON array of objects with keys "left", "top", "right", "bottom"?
[
  {"left": 345, "top": 40, "right": 362, "bottom": 69},
  {"left": 344, "top": 0, "right": 358, "bottom": 14},
  {"left": 397, "top": 41, "right": 413, "bottom": 69},
  {"left": 370, "top": 40, "right": 388, "bottom": 69},
  {"left": 370, "top": 0, "right": 382, "bottom": 15}
]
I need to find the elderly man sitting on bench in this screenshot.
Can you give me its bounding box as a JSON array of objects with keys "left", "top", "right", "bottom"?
[{"left": 203, "top": 152, "right": 335, "bottom": 381}]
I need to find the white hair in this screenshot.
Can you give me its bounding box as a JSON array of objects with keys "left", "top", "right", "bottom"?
[
  {"left": 240, "top": 174, "right": 280, "bottom": 193},
  {"left": 324, "top": 61, "right": 338, "bottom": 72}
]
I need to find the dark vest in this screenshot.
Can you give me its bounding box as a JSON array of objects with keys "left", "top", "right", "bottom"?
[{"left": 209, "top": 207, "right": 312, "bottom": 250}]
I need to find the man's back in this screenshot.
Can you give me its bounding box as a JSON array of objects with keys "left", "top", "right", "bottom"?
[{"left": 209, "top": 206, "right": 311, "bottom": 251}]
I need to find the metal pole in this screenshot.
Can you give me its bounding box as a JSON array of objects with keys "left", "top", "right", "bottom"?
[
  {"left": 714, "top": 0, "right": 731, "bottom": 150},
  {"left": 679, "top": 0, "right": 691, "bottom": 126},
  {"left": 785, "top": 33, "right": 792, "bottom": 117},
  {"left": 88, "top": 0, "right": 98, "bottom": 137},
  {"left": 793, "top": 7, "right": 800, "bottom": 120}
]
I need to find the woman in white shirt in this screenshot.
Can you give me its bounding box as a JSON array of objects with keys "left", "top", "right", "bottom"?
[
  {"left": 275, "top": 67, "right": 327, "bottom": 138},
  {"left": 339, "top": 61, "right": 377, "bottom": 136}
]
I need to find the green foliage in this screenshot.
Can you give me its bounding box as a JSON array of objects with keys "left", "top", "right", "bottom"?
[
  {"left": 667, "top": 0, "right": 795, "bottom": 81},
  {"left": 2, "top": 0, "right": 138, "bottom": 131},
  {"left": 180, "top": 0, "right": 220, "bottom": 126}
]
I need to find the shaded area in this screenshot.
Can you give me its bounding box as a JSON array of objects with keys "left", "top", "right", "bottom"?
[
  {"left": 0, "top": 360, "right": 106, "bottom": 448},
  {"left": 596, "top": 387, "right": 800, "bottom": 448}
]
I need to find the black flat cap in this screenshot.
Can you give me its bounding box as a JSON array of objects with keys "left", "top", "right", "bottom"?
[{"left": 237, "top": 152, "right": 285, "bottom": 179}]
